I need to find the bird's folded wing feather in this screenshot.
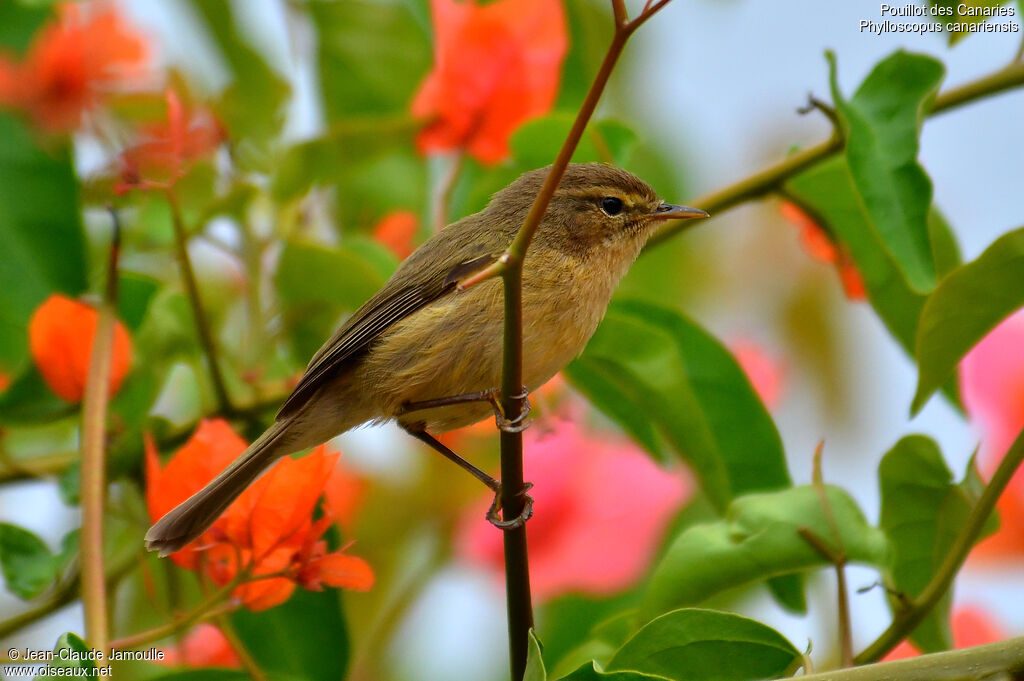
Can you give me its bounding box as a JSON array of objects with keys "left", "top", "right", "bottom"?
[{"left": 275, "top": 251, "right": 497, "bottom": 419}]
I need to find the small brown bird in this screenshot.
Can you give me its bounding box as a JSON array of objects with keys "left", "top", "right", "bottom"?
[{"left": 145, "top": 163, "right": 708, "bottom": 555}]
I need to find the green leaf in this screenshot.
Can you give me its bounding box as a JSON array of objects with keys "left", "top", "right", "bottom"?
[
  {"left": 641, "top": 485, "right": 887, "bottom": 621},
  {"left": 607, "top": 609, "right": 801, "bottom": 681},
  {"left": 565, "top": 300, "right": 790, "bottom": 511},
  {"left": 275, "top": 240, "right": 391, "bottom": 360},
  {"left": 0, "top": 366, "right": 75, "bottom": 426},
  {"left": 35, "top": 632, "right": 97, "bottom": 678},
  {"left": 828, "top": 50, "right": 944, "bottom": 292},
  {"left": 310, "top": 0, "right": 430, "bottom": 121},
  {"left": 526, "top": 630, "right": 548, "bottom": 681},
  {"left": 512, "top": 115, "right": 639, "bottom": 169},
  {"left": 187, "top": 0, "right": 289, "bottom": 141},
  {"left": 0, "top": 114, "right": 87, "bottom": 367},
  {"left": 558, "top": 662, "right": 671, "bottom": 681},
  {"left": 117, "top": 272, "right": 160, "bottom": 331},
  {"left": 878, "top": 435, "right": 997, "bottom": 652},
  {"left": 911, "top": 226, "right": 1024, "bottom": 413},
  {"left": 229, "top": 589, "right": 350, "bottom": 681},
  {"left": 0, "top": 522, "right": 57, "bottom": 599},
  {"left": 786, "top": 159, "right": 950, "bottom": 374}
]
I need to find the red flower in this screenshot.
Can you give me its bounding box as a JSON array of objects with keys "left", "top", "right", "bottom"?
[
  {"left": 780, "top": 201, "right": 866, "bottom": 301},
  {"left": 961, "top": 311, "right": 1024, "bottom": 560},
  {"left": 146, "top": 420, "right": 374, "bottom": 611},
  {"left": 28, "top": 295, "right": 132, "bottom": 403},
  {"left": 728, "top": 339, "right": 786, "bottom": 409},
  {"left": 883, "top": 606, "right": 1005, "bottom": 660},
  {"left": 117, "top": 89, "right": 223, "bottom": 192},
  {"left": 0, "top": 2, "right": 148, "bottom": 132},
  {"left": 456, "top": 414, "right": 689, "bottom": 601},
  {"left": 158, "top": 623, "right": 240, "bottom": 669},
  {"left": 411, "top": 0, "right": 567, "bottom": 164},
  {"left": 372, "top": 211, "right": 420, "bottom": 260}
]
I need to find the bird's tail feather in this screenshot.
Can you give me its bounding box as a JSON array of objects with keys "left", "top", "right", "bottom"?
[{"left": 145, "top": 420, "right": 291, "bottom": 557}]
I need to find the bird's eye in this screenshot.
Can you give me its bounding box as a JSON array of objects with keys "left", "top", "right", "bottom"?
[{"left": 601, "top": 197, "right": 623, "bottom": 216}]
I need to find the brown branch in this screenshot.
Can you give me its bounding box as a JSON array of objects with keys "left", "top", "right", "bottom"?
[
  {"left": 644, "top": 58, "right": 1024, "bottom": 250},
  {"left": 165, "top": 189, "right": 235, "bottom": 415},
  {"left": 478, "top": 2, "right": 677, "bottom": 678}
]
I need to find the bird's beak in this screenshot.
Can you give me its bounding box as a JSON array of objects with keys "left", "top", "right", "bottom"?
[{"left": 649, "top": 203, "right": 710, "bottom": 221}]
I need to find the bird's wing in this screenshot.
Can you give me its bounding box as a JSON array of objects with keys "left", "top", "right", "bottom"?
[{"left": 275, "top": 252, "right": 497, "bottom": 419}]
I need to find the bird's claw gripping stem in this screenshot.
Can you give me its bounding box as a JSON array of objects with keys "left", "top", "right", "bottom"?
[
  {"left": 486, "top": 482, "right": 534, "bottom": 531},
  {"left": 487, "top": 387, "right": 533, "bottom": 433}
]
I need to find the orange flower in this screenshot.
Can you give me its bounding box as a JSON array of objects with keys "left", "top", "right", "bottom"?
[
  {"left": 158, "top": 623, "right": 240, "bottom": 669},
  {"left": 0, "top": 2, "right": 148, "bottom": 132},
  {"left": 28, "top": 295, "right": 132, "bottom": 403},
  {"left": 117, "top": 89, "right": 223, "bottom": 192},
  {"left": 780, "top": 201, "right": 866, "bottom": 301},
  {"left": 146, "top": 420, "right": 374, "bottom": 611},
  {"left": 412, "top": 0, "right": 567, "bottom": 164},
  {"left": 372, "top": 211, "right": 419, "bottom": 260}
]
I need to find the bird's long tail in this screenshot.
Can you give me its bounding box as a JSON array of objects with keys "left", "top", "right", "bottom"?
[{"left": 145, "top": 419, "right": 292, "bottom": 556}]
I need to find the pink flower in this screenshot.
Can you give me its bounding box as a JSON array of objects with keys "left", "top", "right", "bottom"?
[
  {"left": 728, "top": 340, "right": 786, "bottom": 409},
  {"left": 158, "top": 623, "right": 240, "bottom": 669},
  {"left": 455, "top": 416, "right": 689, "bottom": 601},
  {"left": 883, "top": 606, "right": 1005, "bottom": 660},
  {"left": 961, "top": 310, "right": 1024, "bottom": 560}
]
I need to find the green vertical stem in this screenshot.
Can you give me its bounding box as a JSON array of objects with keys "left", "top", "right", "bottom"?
[
  {"left": 165, "top": 190, "right": 234, "bottom": 415},
  {"left": 80, "top": 213, "right": 122, "bottom": 654}
]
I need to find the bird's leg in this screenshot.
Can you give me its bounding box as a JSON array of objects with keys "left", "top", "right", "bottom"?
[
  {"left": 397, "top": 386, "right": 533, "bottom": 434},
  {"left": 401, "top": 425, "right": 534, "bottom": 531}
]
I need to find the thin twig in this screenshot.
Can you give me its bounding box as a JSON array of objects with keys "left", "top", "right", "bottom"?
[
  {"left": 165, "top": 189, "right": 235, "bottom": 415},
  {"left": 79, "top": 210, "right": 122, "bottom": 652},
  {"left": 855, "top": 425, "right": 1024, "bottom": 663},
  {"left": 644, "top": 59, "right": 1024, "bottom": 250},
  {"left": 488, "top": 2, "right": 674, "bottom": 678},
  {"left": 213, "top": 612, "right": 267, "bottom": 681},
  {"left": 810, "top": 442, "right": 853, "bottom": 667},
  {"left": 110, "top": 579, "right": 241, "bottom": 651}
]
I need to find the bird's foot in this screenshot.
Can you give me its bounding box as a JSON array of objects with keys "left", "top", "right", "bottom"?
[
  {"left": 487, "top": 387, "right": 533, "bottom": 433},
  {"left": 486, "top": 482, "right": 534, "bottom": 531}
]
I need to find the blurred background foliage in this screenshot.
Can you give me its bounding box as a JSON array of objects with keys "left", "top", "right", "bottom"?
[{"left": 0, "top": 0, "right": 1023, "bottom": 680}]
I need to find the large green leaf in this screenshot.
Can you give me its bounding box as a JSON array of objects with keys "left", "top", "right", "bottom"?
[
  {"left": 0, "top": 114, "right": 87, "bottom": 368},
  {"left": 310, "top": 0, "right": 430, "bottom": 121},
  {"left": 911, "top": 226, "right": 1024, "bottom": 413},
  {"left": 565, "top": 300, "right": 790, "bottom": 511},
  {"left": 641, "top": 485, "right": 888, "bottom": 621},
  {"left": 828, "top": 50, "right": 944, "bottom": 292},
  {"left": 0, "top": 366, "right": 75, "bottom": 426},
  {"left": 606, "top": 609, "right": 800, "bottom": 681},
  {"left": 229, "top": 589, "right": 350, "bottom": 681},
  {"left": 558, "top": 664, "right": 671, "bottom": 681},
  {"left": 0, "top": 522, "right": 57, "bottom": 599},
  {"left": 878, "top": 435, "right": 996, "bottom": 652}
]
